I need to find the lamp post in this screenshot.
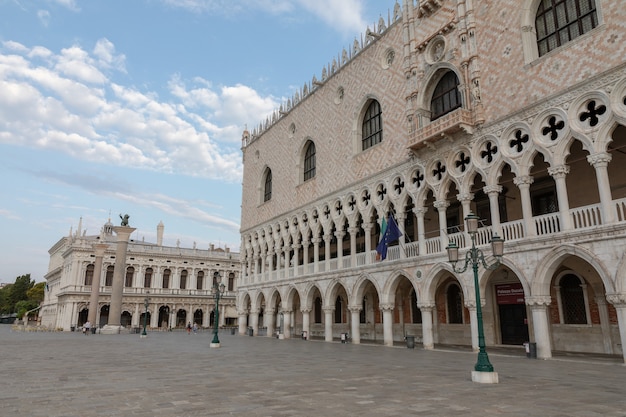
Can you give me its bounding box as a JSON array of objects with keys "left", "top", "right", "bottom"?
[
  {"left": 141, "top": 291, "right": 150, "bottom": 338},
  {"left": 446, "top": 212, "right": 504, "bottom": 384},
  {"left": 210, "top": 272, "right": 226, "bottom": 348}
]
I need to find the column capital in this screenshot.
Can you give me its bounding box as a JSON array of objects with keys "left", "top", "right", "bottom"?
[
  {"left": 348, "top": 305, "right": 362, "bottom": 313},
  {"left": 606, "top": 293, "right": 626, "bottom": 306},
  {"left": 587, "top": 152, "right": 612, "bottom": 168},
  {"left": 413, "top": 206, "right": 428, "bottom": 216},
  {"left": 433, "top": 200, "right": 449, "bottom": 210},
  {"left": 513, "top": 175, "right": 534, "bottom": 187},
  {"left": 323, "top": 307, "right": 335, "bottom": 314},
  {"left": 379, "top": 303, "right": 394, "bottom": 312},
  {"left": 548, "top": 165, "right": 570, "bottom": 178},
  {"left": 300, "top": 308, "right": 312, "bottom": 314},
  {"left": 483, "top": 184, "right": 502, "bottom": 195},
  {"left": 457, "top": 192, "right": 474, "bottom": 203},
  {"left": 525, "top": 295, "right": 552, "bottom": 307},
  {"left": 416, "top": 302, "right": 435, "bottom": 311}
]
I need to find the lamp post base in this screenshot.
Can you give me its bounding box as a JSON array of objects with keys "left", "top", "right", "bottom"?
[
  {"left": 210, "top": 342, "right": 221, "bottom": 348},
  {"left": 471, "top": 371, "right": 499, "bottom": 384},
  {"left": 140, "top": 334, "right": 147, "bottom": 338}
]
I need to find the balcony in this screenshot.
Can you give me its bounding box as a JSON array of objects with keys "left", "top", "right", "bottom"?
[{"left": 408, "top": 108, "right": 475, "bottom": 151}]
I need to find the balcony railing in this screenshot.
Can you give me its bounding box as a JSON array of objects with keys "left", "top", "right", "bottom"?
[
  {"left": 408, "top": 108, "right": 474, "bottom": 151},
  {"left": 241, "top": 200, "right": 626, "bottom": 285}
]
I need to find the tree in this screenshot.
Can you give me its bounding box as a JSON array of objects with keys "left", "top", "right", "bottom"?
[
  {"left": 0, "top": 274, "right": 36, "bottom": 314},
  {"left": 27, "top": 282, "right": 45, "bottom": 304}
]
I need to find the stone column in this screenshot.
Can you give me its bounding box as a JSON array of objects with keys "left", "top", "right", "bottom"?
[
  {"left": 418, "top": 303, "right": 435, "bottom": 349},
  {"left": 312, "top": 237, "right": 321, "bottom": 273},
  {"left": 467, "top": 303, "right": 479, "bottom": 351},
  {"left": 381, "top": 304, "right": 394, "bottom": 347},
  {"left": 102, "top": 226, "right": 136, "bottom": 334},
  {"left": 324, "top": 233, "right": 332, "bottom": 270},
  {"left": 362, "top": 222, "right": 373, "bottom": 263},
  {"left": 348, "top": 227, "right": 358, "bottom": 267},
  {"left": 484, "top": 185, "right": 503, "bottom": 236},
  {"left": 335, "top": 230, "right": 345, "bottom": 268},
  {"left": 266, "top": 309, "right": 275, "bottom": 338},
  {"left": 282, "top": 309, "right": 292, "bottom": 339},
  {"left": 396, "top": 212, "right": 407, "bottom": 258},
  {"left": 292, "top": 243, "right": 301, "bottom": 277},
  {"left": 457, "top": 193, "right": 474, "bottom": 246},
  {"left": 606, "top": 294, "right": 626, "bottom": 363},
  {"left": 250, "top": 309, "right": 259, "bottom": 337},
  {"left": 302, "top": 309, "right": 311, "bottom": 341},
  {"left": 413, "top": 207, "right": 427, "bottom": 255},
  {"left": 324, "top": 307, "right": 334, "bottom": 342},
  {"left": 87, "top": 243, "right": 109, "bottom": 326},
  {"left": 238, "top": 310, "right": 248, "bottom": 335},
  {"left": 548, "top": 165, "right": 572, "bottom": 230},
  {"left": 302, "top": 238, "right": 310, "bottom": 273},
  {"left": 434, "top": 200, "right": 449, "bottom": 251},
  {"left": 526, "top": 296, "right": 553, "bottom": 359},
  {"left": 513, "top": 176, "right": 535, "bottom": 237},
  {"left": 588, "top": 153, "right": 615, "bottom": 224},
  {"left": 349, "top": 306, "right": 361, "bottom": 344}
]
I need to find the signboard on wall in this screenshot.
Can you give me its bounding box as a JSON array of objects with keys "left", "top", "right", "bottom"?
[{"left": 496, "top": 283, "right": 525, "bottom": 305}]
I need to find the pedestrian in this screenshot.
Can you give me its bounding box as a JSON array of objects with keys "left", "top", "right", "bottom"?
[
  {"left": 192, "top": 323, "right": 198, "bottom": 334},
  {"left": 186, "top": 322, "right": 192, "bottom": 335},
  {"left": 83, "top": 321, "right": 91, "bottom": 335}
]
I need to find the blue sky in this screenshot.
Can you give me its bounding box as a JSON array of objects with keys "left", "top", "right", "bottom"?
[{"left": 0, "top": 0, "right": 395, "bottom": 283}]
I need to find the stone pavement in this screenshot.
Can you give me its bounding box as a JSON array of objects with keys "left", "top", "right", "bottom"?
[{"left": 1, "top": 325, "right": 625, "bottom": 417}]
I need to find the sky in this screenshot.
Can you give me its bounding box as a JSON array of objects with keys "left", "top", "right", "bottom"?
[{"left": 0, "top": 0, "right": 396, "bottom": 283}]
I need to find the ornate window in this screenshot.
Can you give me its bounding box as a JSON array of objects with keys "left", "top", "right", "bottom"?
[
  {"left": 431, "top": 71, "right": 462, "bottom": 121},
  {"left": 303, "top": 141, "right": 316, "bottom": 181},
  {"left": 228, "top": 272, "right": 235, "bottom": 291},
  {"left": 84, "top": 264, "right": 94, "bottom": 286},
  {"left": 144, "top": 268, "right": 153, "bottom": 288},
  {"left": 125, "top": 266, "right": 134, "bottom": 287},
  {"left": 447, "top": 283, "right": 464, "bottom": 324},
  {"left": 105, "top": 265, "right": 114, "bottom": 286},
  {"left": 263, "top": 168, "right": 272, "bottom": 202},
  {"left": 196, "top": 271, "right": 204, "bottom": 290},
  {"left": 162, "top": 269, "right": 171, "bottom": 289},
  {"left": 362, "top": 100, "right": 383, "bottom": 150},
  {"left": 536, "top": 0, "right": 598, "bottom": 56},
  {"left": 180, "top": 269, "right": 188, "bottom": 289},
  {"left": 559, "top": 274, "right": 588, "bottom": 324}
]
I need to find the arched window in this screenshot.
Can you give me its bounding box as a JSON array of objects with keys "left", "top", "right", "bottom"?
[
  {"left": 314, "top": 297, "right": 322, "bottom": 323},
  {"left": 144, "top": 268, "right": 153, "bottom": 288},
  {"left": 334, "top": 296, "right": 344, "bottom": 323},
  {"left": 447, "top": 283, "right": 464, "bottom": 324},
  {"left": 263, "top": 168, "right": 272, "bottom": 202},
  {"left": 411, "top": 289, "right": 422, "bottom": 324},
  {"left": 162, "top": 269, "right": 171, "bottom": 289},
  {"left": 228, "top": 272, "right": 235, "bottom": 291},
  {"left": 105, "top": 265, "right": 114, "bottom": 287},
  {"left": 536, "top": 0, "right": 598, "bottom": 57},
  {"left": 125, "top": 266, "right": 134, "bottom": 287},
  {"left": 303, "top": 141, "right": 316, "bottom": 181},
  {"left": 84, "top": 264, "right": 94, "bottom": 286},
  {"left": 362, "top": 100, "right": 383, "bottom": 150},
  {"left": 180, "top": 270, "right": 188, "bottom": 289},
  {"left": 196, "top": 271, "right": 204, "bottom": 290},
  {"left": 431, "top": 71, "right": 462, "bottom": 121},
  {"left": 560, "top": 274, "right": 588, "bottom": 324}
]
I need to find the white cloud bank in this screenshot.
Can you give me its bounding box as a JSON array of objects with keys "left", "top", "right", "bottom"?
[{"left": 0, "top": 39, "right": 279, "bottom": 182}]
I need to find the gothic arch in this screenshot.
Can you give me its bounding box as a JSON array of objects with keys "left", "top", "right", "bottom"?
[{"left": 531, "top": 244, "right": 615, "bottom": 296}]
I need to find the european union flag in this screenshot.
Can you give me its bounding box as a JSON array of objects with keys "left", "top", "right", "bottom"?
[{"left": 376, "top": 214, "right": 402, "bottom": 260}]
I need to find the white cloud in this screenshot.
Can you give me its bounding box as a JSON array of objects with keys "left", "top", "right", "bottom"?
[
  {"left": 0, "top": 39, "right": 277, "bottom": 183},
  {"left": 296, "top": 0, "right": 366, "bottom": 35}
]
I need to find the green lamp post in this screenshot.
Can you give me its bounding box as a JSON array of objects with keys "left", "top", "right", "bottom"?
[
  {"left": 210, "top": 272, "right": 226, "bottom": 348},
  {"left": 141, "top": 291, "right": 150, "bottom": 338},
  {"left": 446, "top": 212, "right": 504, "bottom": 383}
]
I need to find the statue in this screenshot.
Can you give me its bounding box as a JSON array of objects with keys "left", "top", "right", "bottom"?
[{"left": 119, "top": 214, "right": 130, "bottom": 226}]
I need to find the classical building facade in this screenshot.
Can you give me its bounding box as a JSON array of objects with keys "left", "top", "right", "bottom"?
[
  {"left": 40, "top": 218, "right": 239, "bottom": 331},
  {"left": 238, "top": 0, "right": 626, "bottom": 361}
]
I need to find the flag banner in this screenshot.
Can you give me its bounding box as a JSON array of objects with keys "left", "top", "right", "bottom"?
[{"left": 376, "top": 214, "right": 402, "bottom": 260}]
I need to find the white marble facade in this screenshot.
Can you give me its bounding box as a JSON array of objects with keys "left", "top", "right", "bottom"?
[
  {"left": 238, "top": 0, "right": 626, "bottom": 361},
  {"left": 40, "top": 219, "right": 240, "bottom": 332}
]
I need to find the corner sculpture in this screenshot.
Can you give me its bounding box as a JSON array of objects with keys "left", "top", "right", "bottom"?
[{"left": 119, "top": 214, "right": 130, "bottom": 227}]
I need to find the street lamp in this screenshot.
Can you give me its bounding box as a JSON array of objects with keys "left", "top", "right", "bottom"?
[
  {"left": 210, "top": 271, "right": 226, "bottom": 348},
  {"left": 446, "top": 212, "right": 504, "bottom": 384},
  {"left": 141, "top": 291, "right": 150, "bottom": 338}
]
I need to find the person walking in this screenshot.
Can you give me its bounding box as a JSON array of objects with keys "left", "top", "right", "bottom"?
[
  {"left": 192, "top": 323, "right": 198, "bottom": 334},
  {"left": 83, "top": 321, "right": 91, "bottom": 335},
  {"left": 186, "top": 322, "right": 192, "bottom": 335}
]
